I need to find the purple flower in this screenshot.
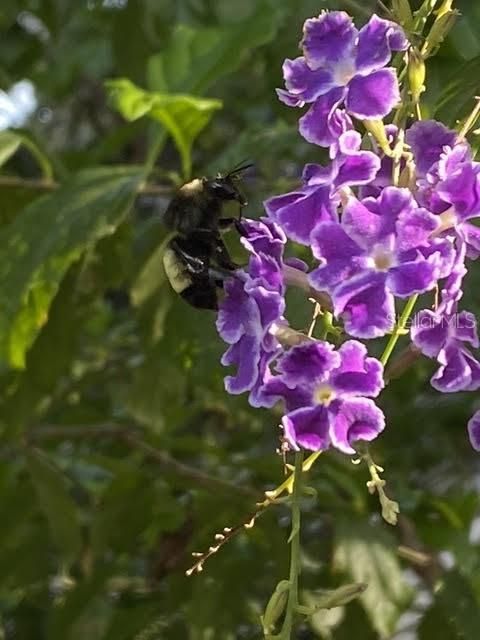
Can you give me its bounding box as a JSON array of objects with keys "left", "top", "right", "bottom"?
[
  {"left": 217, "top": 218, "right": 286, "bottom": 406},
  {"left": 309, "top": 187, "right": 454, "bottom": 338},
  {"left": 411, "top": 308, "right": 480, "bottom": 393},
  {"left": 467, "top": 411, "right": 480, "bottom": 451},
  {"left": 277, "top": 12, "right": 407, "bottom": 146},
  {"left": 264, "top": 130, "right": 380, "bottom": 245},
  {"left": 263, "top": 340, "right": 385, "bottom": 454},
  {"left": 406, "top": 120, "right": 457, "bottom": 177}
]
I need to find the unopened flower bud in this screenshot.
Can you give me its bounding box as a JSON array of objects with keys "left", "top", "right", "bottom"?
[
  {"left": 363, "top": 119, "right": 393, "bottom": 156},
  {"left": 423, "top": 10, "right": 459, "bottom": 57},
  {"left": 408, "top": 48, "right": 426, "bottom": 103},
  {"left": 392, "top": 0, "right": 413, "bottom": 27}
]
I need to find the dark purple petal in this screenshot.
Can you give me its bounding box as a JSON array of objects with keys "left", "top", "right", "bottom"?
[
  {"left": 278, "top": 57, "right": 335, "bottom": 106},
  {"left": 298, "top": 88, "right": 349, "bottom": 147},
  {"left": 265, "top": 185, "right": 337, "bottom": 245},
  {"left": 247, "top": 284, "right": 285, "bottom": 328},
  {"left": 303, "top": 162, "right": 335, "bottom": 186},
  {"left": 406, "top": 120, "right": 457, "bottom": 177},
  {"left": 331, "top": 340, "right": 384, "bottom": 397},
  {"left": 222, "top": 335, "right": 260, "bottom": 394},
  {"left": 330, "top": 398, "right": 385, "bottom": 454},
  {"left": 309, "top": 222, "right": 365, "bottom": 291},
  {"left": 346, "top": 68, "right": 400, "bottom": 119},
  {"left": 356, "top": 14, "right": 408, "bottom": 74},
  {"left": 438, "top": 240, "right": 467, "bottom": 315},
  {"left": 302, "top": 11, "right": 357, "bottom": 69},
  {"left": 411, "top": 310, "right": 449, "bottom": 358},
  {"left": 334, "top": 271, "right": 395, "bottom": 338},
  {"left": 276, "top": 341, "right": 340, "bottom": 387},
  {"left": 467, "top": 411, "right": 480, "bottom": 452},
  {"left": 249, "top": 349, "right": 282, "bottom": 408},
  {"left": 283, "top": 405, "right": 331, "bottom": 451},
  {"left": 240, "top": 217, "right": 286, "bottom": 263},
  {"left": 247, "top": 255, "right": 284, "bottom": 293},
  {"left": 387, "top": 259, "right": 439, "bottom": 296}
]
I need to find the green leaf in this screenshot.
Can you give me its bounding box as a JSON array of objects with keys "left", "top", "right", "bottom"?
[
  {"left": 334, "top": 518, "right": 413, "bottom": 638},
  {"left": 106, "top": 78, "right": 222, "bottom": 178},
  {"left": 418, "top": 570, "right": 480, "bottom": 639},
  {"left": 26, "top": 449, "right": 82, "bottom": 564},
  {"left": 0, "top": 130, "right": 21, "bottom": 166},
  {"left": 146, "top": 0, "right": 287, "bottom": 95},
  {"left": 0, "top": 166, "right": 142, "bottom": 369}
]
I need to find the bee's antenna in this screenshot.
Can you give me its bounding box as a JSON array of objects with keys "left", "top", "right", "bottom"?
[{"left": 226, "top": 161, "right": 254, "bottom": 178}]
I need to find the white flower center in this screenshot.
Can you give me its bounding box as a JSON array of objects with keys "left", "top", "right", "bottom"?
[
  {"left": 371, "top": 245, "right": 395, "bottom": 271},
  {"left": 333, "top": 60, "right": 356, "bottom": 87},
  {"left": 314, "top": 384, "right": 335, "bottom": 406}
]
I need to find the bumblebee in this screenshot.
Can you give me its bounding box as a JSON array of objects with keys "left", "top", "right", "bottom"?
[{"left": 162, "top": 163, "right": 252, "bottom": 310}]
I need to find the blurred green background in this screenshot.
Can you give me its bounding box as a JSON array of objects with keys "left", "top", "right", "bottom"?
[{"left": 0, "top": 0, "right": 480, "bottom": 638}]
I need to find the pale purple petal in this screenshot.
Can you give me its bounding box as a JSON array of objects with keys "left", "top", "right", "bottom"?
[
  {"left": 406, "top": 120, "right": 457, "bottom": 176},
  {"left": 223, "top": 335, "right": 260, "bottom": 394},
  {"left": 453, "top": 310, "right": 479, "bottom": 347},
  {"left": 276, "top": 341, "right": 340, "bottom": 387},
  {"left": 438, "top": 162, "right": 480, "bottom": 221},
  {"left": 346, "top": 68, "right": 400, "bottom": 119},
  {"left": 335, "top": 148, "right": 381, "bottom": 187},
  {"left": 216, "top": 278, "right": 259, "bottom": 343},
  {"left": 283, "top": 405, "right": 331, "bottom": 451},
  {"left": 411, "top": 310, "right": 449, "bottom": 358},
  {"left": 330, "top": 398, "right": 385, "bottom": 454},
  {"left": 302, "top": 11, "right": 357, "bottom": 69},
  {"left": 310, "top": 222, "right": 365, "bottom": 291},
  {"left": 331, "top": 340, "right": 384, "bottom": 397},
  {"left": 395, "top": 208, "right": 439, "bottom": 251},
  {"left": 467, "top": 411, "right": 480, "bottom": 451},
  {"left": 278, "top": 57, "right": 335, "bottom": 106},
  {"left": 460, "top": 221, "right": 480, "bottom": 259},
  {"left": 356, "top": 14, "right": 408, "bottom": 74},
  {"left": 432, "top": 343, "right": 477, "bottom": 393},
  {"left": 334, "top": 271, "right": 395, "bottom": 338},
  {"left": 298, "top": 88, "right": 349, "bottom": 147}
]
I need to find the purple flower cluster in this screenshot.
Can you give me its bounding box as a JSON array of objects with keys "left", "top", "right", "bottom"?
[{"left": 215, "top": 10, "right": 480, "bottom": 454}]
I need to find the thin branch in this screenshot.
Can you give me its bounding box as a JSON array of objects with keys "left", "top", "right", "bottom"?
[
  {"left": 385, "top": 343, "right": 422, "bottom": 382},
  {"left": 28, "top": 423, "right": 254, "bottom": 499},
  {"left": 0, "top": 175, "right": 174, "bottom": 197}
]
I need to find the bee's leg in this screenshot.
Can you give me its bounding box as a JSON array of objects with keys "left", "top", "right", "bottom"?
[
  {"left": 169, "top": 238, "right": 207, "bottom": 275},
  {"left": 213, "top": 236, "right": 240, "bottom": 271}
]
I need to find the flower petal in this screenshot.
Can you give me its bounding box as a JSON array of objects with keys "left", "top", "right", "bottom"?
[
  {"left": 223, "top": 335, "right": 261, "bottom": 395},
  {"left": 302, "top": 11, "right": 357, "bottom": 69},
  {"left": 467, "top": 411, "right": 480, "bottom": 452},
  {"left": 298, "top": 88, "right": 349, "bottom": 147},
  {"left": 405, "top": 120, "right": 457, "bottom": 177},
  {"left": 346, "top": 68, "right": 400, "bottom": 119},
  {"left": 276, "top": 341, "right": 340, "bottom": 387},
  {"left": 387, "top": 259, "right": 439, "bottom": 296},
  {"left": 411, "top": 310, "right": 449, "bottom": 358},
  {"left": 330, "top": 398, "right": 385, "bottom": 454},
  {"left": 356, "top": 14, "right": 408, "bottom": 74},
  {"left": 265, "top": 185, "right": 337, "bottom": 245},
  {"left": 283, "top": 405, "right": 331, "bottom": 451},
  {"left": 278, "top": 56, "right": 335, "bottom": 106},
  {"left": 331, "top": 340, "right": 384, "bottom": 397},
  {"left": 334, "top": 271, "right": 395, "bottom": 338},
  {"left": 431, "top": 343, "right": 480, "bottom": 393}
]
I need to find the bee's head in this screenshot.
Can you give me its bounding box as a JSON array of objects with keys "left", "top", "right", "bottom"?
[{"left": 203, "top": 162, "right": 253, "bottom": 206}]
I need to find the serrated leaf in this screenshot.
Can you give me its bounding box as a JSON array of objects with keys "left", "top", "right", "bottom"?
[
  {"left": 26, "top": 449, "right": 82, "bottom": 564},
  {"left": 334, "top": 519, "right": 413, "bottom": 638},
  {"left": 0, "top": 130, "right": 21, "bottom": 166},
  {"left": 146, "top": 0, "right": 287, "bottom": 95},
  {"left": 106, "top": 79, "right": 222, "bottom": 178},
  {"left": 0, "top": 166, "right": 142, "bottom": 369}
]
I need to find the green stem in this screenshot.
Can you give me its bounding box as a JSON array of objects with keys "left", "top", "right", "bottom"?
[
  {"left": 380, "top": 294, "right": 418, "bottom": 366},
  {"left": 279, "top": 450, "right": 304, "bottom": 639},
  {"left": 20, "top": 135, "right": 54, "bottom": 181}
]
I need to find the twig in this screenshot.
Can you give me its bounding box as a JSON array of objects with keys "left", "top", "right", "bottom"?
[
  {"left": 28, "top": 423, "right": 254, "bottom": 499},
  {"left": 385, "top": 343, "right": 422, "bottom": 382},
  {"left": 0, "top": 175, "right": 174, "bottom": 197}
]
